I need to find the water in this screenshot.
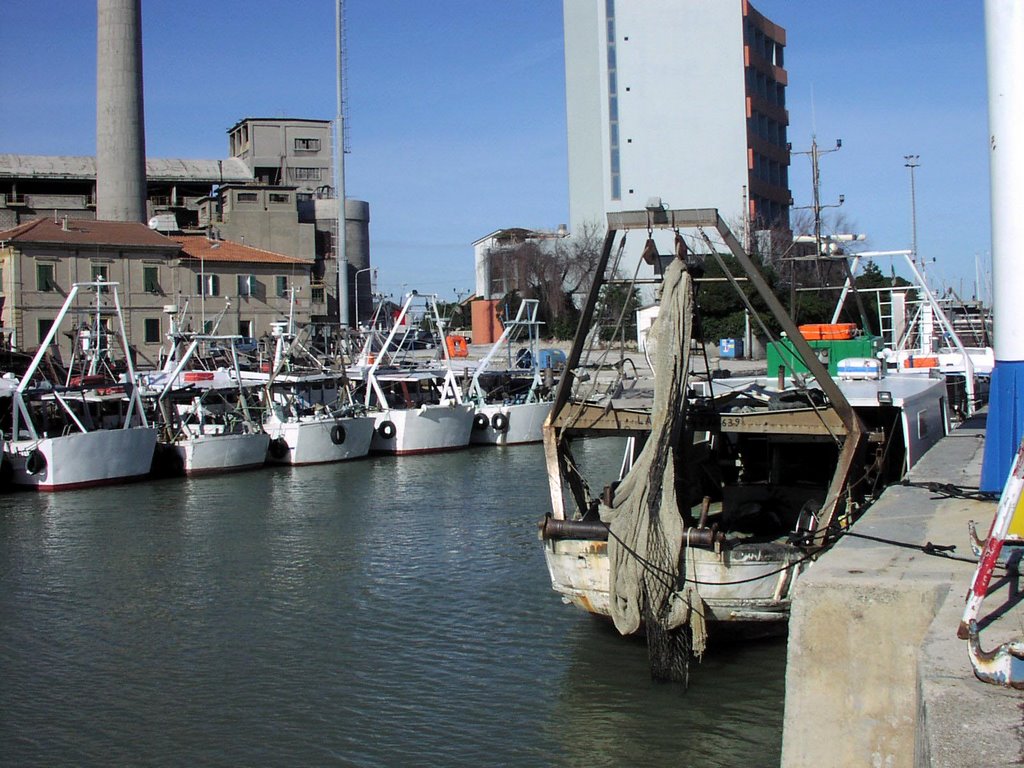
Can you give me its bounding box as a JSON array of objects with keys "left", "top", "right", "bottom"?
[{"left": 0, "top": 441, "right": 785, "bottom": 767}]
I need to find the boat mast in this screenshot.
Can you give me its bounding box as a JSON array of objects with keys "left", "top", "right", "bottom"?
[{"left": 334, "top": 0, "right": 350, "bottom": 327}]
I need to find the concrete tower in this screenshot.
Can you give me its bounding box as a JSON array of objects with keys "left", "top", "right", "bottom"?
[{"left": 96, "top": 0, "right": 147, "bottom": 222}]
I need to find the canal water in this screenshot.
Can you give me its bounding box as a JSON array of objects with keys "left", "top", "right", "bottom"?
[{"left": 0, "top": 439, "right": 786, "bottom": 767}]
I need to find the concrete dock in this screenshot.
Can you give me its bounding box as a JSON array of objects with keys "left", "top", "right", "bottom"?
[{"left": 781, "top": 414, "right": 1024, "bottom": 766}]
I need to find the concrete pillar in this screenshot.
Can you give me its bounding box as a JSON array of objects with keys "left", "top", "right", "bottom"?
[{"left": 96, "top": 0, "right": 147, "bottom": 223}]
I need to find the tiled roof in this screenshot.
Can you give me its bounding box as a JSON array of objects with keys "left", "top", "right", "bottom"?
[
  {"left": 0, "top": 217, "right": 180, "bottom": 249},
  {"left": 174, "top": 235, "right": 311, "bottom": 265}
]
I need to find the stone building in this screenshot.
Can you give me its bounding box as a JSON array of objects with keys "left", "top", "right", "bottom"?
[{"left": 0, "top": 217, "right": 311, "bottom": 366}]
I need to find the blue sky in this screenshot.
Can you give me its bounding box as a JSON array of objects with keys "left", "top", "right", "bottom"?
[{"left": 2, "top": 1, "right": 991, "bottom": 302}]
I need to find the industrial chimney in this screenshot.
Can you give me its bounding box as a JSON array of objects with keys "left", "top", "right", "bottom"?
[{"left": 96, "top": 0, "right": 147, "bottom": 222}]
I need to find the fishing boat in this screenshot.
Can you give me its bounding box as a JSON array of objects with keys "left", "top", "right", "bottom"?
[
  {"left": 829, "top": 249, "right": 994, "bottom": 417},
  {"left": 145, "top": 334, "right": 269, "bottom": 476},
  {"left": 254, "top": 321, "right": 374, "bottom": 465},
  {"left": 538, "top": 208, "right": 948, "bottom": 679},
  {"left": 3, "top": 281, "right": 157, "bottom": 490},
  {"left": 357, "top": 292, "right": 474, "bottom": 455},
  {"left": 465, "top": 298, "right": 559, "bottom": 446}
]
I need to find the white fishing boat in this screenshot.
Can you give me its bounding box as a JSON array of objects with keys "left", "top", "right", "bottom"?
[
  {"left": 360, "top": 293, "right": 474, "bottom": 455},
  {"left": 465, "top": 298, "right": 559, "bottom": 446},
  {"left": 539, "top": 209, "right": 948, "bottom": 679},
  {"left": 830, "top": 249, "right": 994, "bottom": 417},
  {"left": 149, "top": 335, "right": 269, "bottom": 476},
  {"left": 254, "top": 321, "right": 374, "bottom": 465},
  {"left": 5, "top": 281, "right": 157, "bottom": 491}
]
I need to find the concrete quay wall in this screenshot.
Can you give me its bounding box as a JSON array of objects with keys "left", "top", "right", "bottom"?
[{"left": 781, "top": 417, "right": 1024, "bottom": 767}]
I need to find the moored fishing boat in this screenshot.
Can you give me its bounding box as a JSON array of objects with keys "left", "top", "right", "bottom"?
[
  {"left": 538, "top": 208, "right": 947, "bottom": 679},
  {"left": 254, "top": 321, "right": 374, "bottom": 465},
  {"left": 147, "top": 334, "right": 269, "bottom": 476},
  {"left": 4, "top": 281, "right": 157, "bottom": 491},
  {"left": 358, "top": 292, "right": 474, "bottom": 455},
  {"left": 465, "top": 298, "right": 560, "bottom": 446}
]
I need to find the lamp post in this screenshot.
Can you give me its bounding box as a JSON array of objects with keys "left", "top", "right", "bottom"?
[{"left": 353, "top": 267, "right": 375, "bottom": 326}]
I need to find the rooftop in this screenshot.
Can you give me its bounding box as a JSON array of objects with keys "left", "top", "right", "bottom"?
[
  {"left": 0, "top": 154, "right": 253, "bottom": 184},
  {"left": 0, "top": 217, "right": 179, "bottom": 249},
  {"left": 174, "top": 235, "right": 311, "bottom": 265}
]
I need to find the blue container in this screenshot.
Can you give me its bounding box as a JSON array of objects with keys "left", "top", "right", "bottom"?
[
  {"left": 719, "top": 338, "right": 744, "bottom": 359},
  {"left": 538, "top": 348, "right": 567, "bottom": 370}
]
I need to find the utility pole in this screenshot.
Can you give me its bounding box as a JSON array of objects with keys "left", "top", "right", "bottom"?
[
  {"left": 789, "top": 135, "right": 844, "bottom": 315},
  {"left": 904, "top": 154, "right": 920, "bottom": 271}
]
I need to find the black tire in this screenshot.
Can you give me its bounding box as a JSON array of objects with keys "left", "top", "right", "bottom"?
[
  {"left": 473, "top": 413, "right": 490, "bottom": 431},
  {"left": 377, "top": 420, "right": 397, "bottom": 440},
  {"left": 330, "top": 423, "right": 346, "bottom": 445},
  {"left": 26, "top": 448, "right": 46, "bottom": 476},
  {"left": 268, "top": 437, "right": 289, "bottom": 459},
  {"left": 491, "top": 412, "right": 509, "bottom": 432}
]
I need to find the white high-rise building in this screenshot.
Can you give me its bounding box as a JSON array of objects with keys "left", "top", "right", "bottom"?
[{"left": 563, "top": 0, "right": 791, "bottom": 237}]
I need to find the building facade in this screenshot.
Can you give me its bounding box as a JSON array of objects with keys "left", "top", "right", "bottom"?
[
  {"left": 0, "top": 218, "right": 313, "bottom": 366},
  {"left": 563, "top": 0, "right": 790, "bottom": 236},
  {"left": 0, "top": 117, "right": 370, "bottom": 325}
]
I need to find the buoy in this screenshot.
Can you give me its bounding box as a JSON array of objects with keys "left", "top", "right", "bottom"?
[
  {"left": 491, "top": 412, "right": 509, "bottom": 432},
  {"left": 330, "top": 423, "right": 346, "bottom": 445},
  {"left": 377, "top": 420, "right": 397, "bottom": 440}
]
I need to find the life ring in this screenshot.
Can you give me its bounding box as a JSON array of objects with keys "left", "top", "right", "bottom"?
[
  {"left": 377, "top": 420, "right": 397, "bottom": 440},
  {"left": 26, "top": 448, "right": 47, "bottom": 476},
  {"left": 268, "top": 437, "right": 289, "bottom": 459},
  {"left": 330, "top": 423, "right": 347, "bottom": 445},
  {"left": 491, "top": 412, "right": 509, "bottom": 432},
  {"left": 473, "top": 413, "right": 490, "bottom": 431}
]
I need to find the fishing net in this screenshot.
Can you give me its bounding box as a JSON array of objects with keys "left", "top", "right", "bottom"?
[{"left": 599, "top": 257, "right": 706, "bottom": 683}]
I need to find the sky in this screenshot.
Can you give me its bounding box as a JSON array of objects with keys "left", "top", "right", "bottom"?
[{"left": 1, "top": 1, "right": 993, "bottom": 303}]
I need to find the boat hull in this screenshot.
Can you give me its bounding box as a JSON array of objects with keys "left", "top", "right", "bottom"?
[
  {"left": 171, "top": 432, "right": 271, "bottom": 476},
  {"left": 265, "top": 415, "right": 375, "bottom": 465},
  {"left": 370, "top": 404, "right": 474, "bottom": 455},
  {"left": 470, "top": 401, "right": 551, "bottom": 446},
  {"left": 542, "top": 536, "right": 799, "bottom": 625},
  {"left": 8, "top": 427, "right": 159, "bottom": 491}
]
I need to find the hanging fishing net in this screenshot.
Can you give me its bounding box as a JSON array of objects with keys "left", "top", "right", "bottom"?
[{"left": 599, "top": 257, "right": 706, "bottom": 683}]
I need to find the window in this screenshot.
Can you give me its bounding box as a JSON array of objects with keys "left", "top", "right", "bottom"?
[
  {"left": 37, "top": 318, "right": 55, "bottom": 346},
  {"left": 238, "top": 274, "right": 257, "bottom": 297},
  {"left": 292, "top": 167, "right": 322, "bottom": 181},
  {"left": 144, "top": 318, "right": 161, "bottom": 343},
  {"left": 37, "top": 263, "right": 55, "bottom": 292},
  {"left": 239, "top": 320, "right": 253, "bottom": 338},
  {"left": 91, "top": 264, "right": 108, "bottom": 282},
  {"left": 197, "top": 273, "right": 220, "bottom": 297},
  {"left": 311, "top": 285, "right": 325, "bottom": 303},
  {"left": 236, "top": 192, "right": 259, "bottom": 203},
  {"left": 144, "top": 266, "right": 160, "bottom": 293},
  {"left": 276, "top": 276, "right": 288, "bottom": 298},
  {"left": 269, "top": 193, "right": 290, "bottom": 204},
  {"left": 294, "top": 137, "right": 321, "bottom": 152}
]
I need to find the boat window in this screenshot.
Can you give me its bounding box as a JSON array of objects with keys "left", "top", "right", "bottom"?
[{"left": 917, "top": 410, "right": 929, "bottom": 439}]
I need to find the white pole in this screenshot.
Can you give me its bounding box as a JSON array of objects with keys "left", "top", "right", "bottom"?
[
  {"left": 987, "top": 0, "right": 1024, "bottom": 361},
  {"left": 334, "top": 0, "right": 350, "bottom": 327}
]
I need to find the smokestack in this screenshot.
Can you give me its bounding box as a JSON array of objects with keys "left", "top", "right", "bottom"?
[{"left": 96, "top": 0, "right": 147, "bottom": 222}]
